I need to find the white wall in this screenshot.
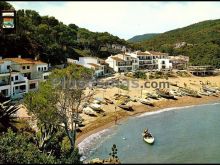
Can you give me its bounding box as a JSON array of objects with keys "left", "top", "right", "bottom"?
[
  {"left": 78, "top": 57, "right": 98, "bottom": 65},
  {"left": 0, "top": 61, "right": 11, "bottom": 73},
  {"left": 157, "top": 59, "right": 172, "bottom": 70}
]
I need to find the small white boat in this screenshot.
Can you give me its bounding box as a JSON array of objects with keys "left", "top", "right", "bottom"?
[
  {"left": 139, "top": 98, "right": 154, "bottom": 106},
  {"left": 142, "top": 133, "right": 155, "bottom": 144},
  {"left": 93, "top": 99, "right": 101, "bottom": 104},
  {"left": 89, "top": 103, "right": 102, "bottom": 111},
  {"left": 83, "top": 107, "right": 96, "bottom": 116}
]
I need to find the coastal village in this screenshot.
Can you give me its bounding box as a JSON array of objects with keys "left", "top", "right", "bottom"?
[
  {"left": 1, "top": 1, "right": 220, "bottom": 164},
  {"left": 1, "top": 50, "right": 220, "bottom": 149}
]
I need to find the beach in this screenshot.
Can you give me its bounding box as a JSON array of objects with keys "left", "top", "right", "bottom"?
[
  {"left": 76, "top": 74, "right": 220, "bottom": 145},
  {"left": 16, "top": 74, "right": 220, "bottom": 146}
]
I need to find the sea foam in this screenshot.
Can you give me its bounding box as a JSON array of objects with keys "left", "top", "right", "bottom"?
[{"left": 136, "top": 101, "right": 220, "bottom": 118}]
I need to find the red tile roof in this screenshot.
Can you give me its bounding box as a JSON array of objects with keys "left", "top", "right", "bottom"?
[
  {"left": 111, "top": 56, "right": 124, "bottom": 62},
  {"left": 148, "top": 51, "right": 168, "bottom": 56},
  {"left": 87, "top": 63, "right": 100, "bottom": 68},
  {"left": 4, "top": 58, "right": 47, "bottom": 65}
]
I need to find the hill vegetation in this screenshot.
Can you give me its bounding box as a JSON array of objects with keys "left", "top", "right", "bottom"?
[
  {"left": 0, "top": 1, "right": 138, "bottom": 65},
  {"left": 128, "top": 33, "right": 159, "bottom": 42},
  {"left": 138, "top": 20, "right": 220, "bottom": 68}
]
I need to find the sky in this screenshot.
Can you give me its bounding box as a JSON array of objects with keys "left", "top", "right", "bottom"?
[{"left": 8, "top": 1, "right": 220, "bottom": 40}]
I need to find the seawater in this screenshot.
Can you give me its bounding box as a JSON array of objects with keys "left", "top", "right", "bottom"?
[{"left": 78, "top": 102, "right": 220, "bottom": 163}]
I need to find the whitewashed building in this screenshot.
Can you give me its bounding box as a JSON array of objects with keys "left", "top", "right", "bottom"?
[
  {"left": 127, "top": 51, "right": 172, "bottom": 71},
  {"left": 105, "top": 54, "right": 139, "bottom": 72},
  {"left": 77, "top": 57, "right": 110, "bottom": 77},
  {"left": 0, "top": 56, "right": 50, "bottom": 99}
]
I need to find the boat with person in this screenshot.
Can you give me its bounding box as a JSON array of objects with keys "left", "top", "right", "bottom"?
[{"left": 142, "top": 128, "right": 154, "bottom": 144}]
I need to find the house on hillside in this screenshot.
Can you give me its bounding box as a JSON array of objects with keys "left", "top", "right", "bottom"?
[
  {"left": 77, "top": 57, "right": 111, "bottom": 77},
  {"left": 169, "top": 55, "right": 189, "bottom": 70},
  {"left": 105, "top": 53, "right": 139, "bottom": 72},
  {"left": 127, "top": 50, "right": 172, "bottom": 71},
  {"left": 0, "top": 56, "right": 50, "bottom": 99}
]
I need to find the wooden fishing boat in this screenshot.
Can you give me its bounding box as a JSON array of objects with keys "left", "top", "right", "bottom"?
[
  {"left": 142, "top": 131, "right": 154, "bottom": 144},
  {"left": 156, "top": 89, "right": 176, "bottom": 100},
  {"left": 118, "top": 104, "right": 133, "bottom": 111},
  {"left": 139, "top": 98, "right": 154, "bottom": 106}
]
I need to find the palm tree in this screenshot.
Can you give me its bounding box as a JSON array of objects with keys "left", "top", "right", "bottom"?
[{"left": 0, "top": 100, "right": 19, "bottom": 132}]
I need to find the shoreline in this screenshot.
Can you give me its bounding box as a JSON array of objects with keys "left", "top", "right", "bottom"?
[{"left": 76, "top": 95, "right": 220, "bottom": 145}]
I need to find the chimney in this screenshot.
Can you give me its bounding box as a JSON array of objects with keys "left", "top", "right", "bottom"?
[
  {"left": 18, "top": 55, "right": 21, "bottom": 58},
  {"left": 34, "top": 57, "right": 38, "bottom": 61}
]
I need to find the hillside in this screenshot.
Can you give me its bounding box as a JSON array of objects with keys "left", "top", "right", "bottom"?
[
  {"left": 128, "top": 33, "right": 159, "bottom": 42},
  {"left": 138, "top": 19, "right": 220, "bottom": 68},
  {"left": 0, "top": 1, "right": 137, "bottom": 65}
]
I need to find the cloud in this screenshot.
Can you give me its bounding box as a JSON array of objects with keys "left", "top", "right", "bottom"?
[{"left": 9, "top": 1, "right": 220, "bottom": 40}]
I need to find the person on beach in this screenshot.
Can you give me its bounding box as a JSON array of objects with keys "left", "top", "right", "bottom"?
[{"left": 115, "top": 115, "right": 118, "bottom": 125}]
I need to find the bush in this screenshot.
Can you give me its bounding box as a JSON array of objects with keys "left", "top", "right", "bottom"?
[
  {"left": 134, "top": 71, "right": 147, "bottom": 79},
  {"left": 0, "top": 129, "right": 56, "bottom": 164}
]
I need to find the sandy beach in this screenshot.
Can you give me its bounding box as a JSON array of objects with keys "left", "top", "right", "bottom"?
[
  {"left": 76, "top": 74, "right": 220, "bottom": 145},
  {"left": 16, "top": 74, "right": 220, "bottom": 146}
]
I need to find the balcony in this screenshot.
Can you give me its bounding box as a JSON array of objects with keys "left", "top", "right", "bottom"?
[
  {"left": 14, "top": 80, "right": 26, "bottom": 85},
  {"left": 0, "top": 81, "right": 9, "bottom": 87}
]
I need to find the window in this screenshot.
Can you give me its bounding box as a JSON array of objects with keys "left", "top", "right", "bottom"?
[
  {"left": 44, "top": 76, "right": 49, "bottom": 80},
  {"left": 27, "top": 66, "right": 30, "bottom": 69},
  {"left": 38, "top": 67, "right": 40, "bottom": 71},
  {"left": 20, "top": 85, "right": 26, "bottom": 91},
  {"left": 7, "top": 65, "right": 10, "bottom": 70},
  {"left": 11, "top": 77, "right": 14, "bottom": 81},
  {"left": 44, "top": 67, "right": 46, "bottom": 71},
  {"left": 15, "top": 86, "right": 18, "bottom": 90},
  {"left": 41, "top": 67, "right": 43, "bottom": 71},
  {"left": 29, "top": 83, "right": 36, "bottom": 89},
  {"left": 15, "top": 76, "right": 18, "bottom": 81},
  {"left": 22, "top": 66, "right": 25, "bottom": 70},
  {"left": 162, "top": 61, "right": 165, "bottom": 64}
]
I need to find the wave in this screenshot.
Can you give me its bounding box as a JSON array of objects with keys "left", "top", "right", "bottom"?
[
  {"left": 136, "top": 101, "right": 220, "bottom": 118},
  {"left": 77, "top": 128, "right": 112, "bottom": 161}
]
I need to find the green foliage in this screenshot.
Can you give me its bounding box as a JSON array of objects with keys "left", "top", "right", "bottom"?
[
  {"left": 0, "top": 100, "right": 19, "bottom": 132},
  {"left": 128, "top": 33, "right": 160, "bottom": 42},
  {"left": 24, "top": 81, "right": 60, "bottom": 125},
  {"left": 0, "top": 1, "right": 133, "bottom": 64},
  {"left": 0, "top": 1, "right": 14, "bottom": 10},
  {"left": 138, "top": 19, "right": 220, "bottom": 68},
  {"left": 108, "top": 144, "right": 119, "bottom": 162},
  {"left": 117, "top": 84, "right": 129, "bottom": 91},
  {"left": 134, "top": 71, "right": 147, "bottom": 79},
  {"left": 0, "top": 128, "right": 56, "bottom": 164}
]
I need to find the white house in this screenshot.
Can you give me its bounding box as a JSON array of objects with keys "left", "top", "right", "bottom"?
[
  {"left": 77, "top": 57, "right": 109, "bottom": 77},
  {"left": 105, "top": 54, "right": 139, "bottom": 72},
  {"left": 0, "top": 59, "right": 28, "bottom": 99},
  {"left": 0, "top": 56, "right": 50, "bottom": 99},
  {"left": 127, "top": 51, "right": 172, "bottom": 71}
]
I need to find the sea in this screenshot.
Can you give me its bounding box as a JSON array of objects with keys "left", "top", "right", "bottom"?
[{"left": 78, "top": 101, "right": 220, "bottom": 163}]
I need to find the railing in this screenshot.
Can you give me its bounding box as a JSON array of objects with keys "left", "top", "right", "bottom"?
[
  {"left": 0, "top": 82, "right": 9, "bottom": 87},
  {"left": 14, "top": 80, "right": 26, "bottom": 85}
]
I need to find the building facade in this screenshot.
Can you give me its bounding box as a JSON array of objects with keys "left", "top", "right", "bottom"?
[
  {"left": 105, "top": 54, "right": 139, "bottom": 73},
  {"left": 0, "top": 56, "right": 50, "bottom": 99}
]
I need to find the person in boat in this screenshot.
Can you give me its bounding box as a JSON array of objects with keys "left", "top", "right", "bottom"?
[{"left": 144, "top": 128, "right": 152, "bottom": 138}]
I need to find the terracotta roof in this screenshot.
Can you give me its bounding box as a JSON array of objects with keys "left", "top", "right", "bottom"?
[
  {"left": 4, "top": 58, "right": 47, "bottom": 65},
  {"left": 87, "top": 63, "right": 100, "bottom": 68},
  {"left": 136, "top": 51, "right": 151, "bottom": 56},
  {"left": 0, "top": 60, "right": 4, "bottom": 64},
  {"left": 111, "top": 56, "right": 124, "bottom": 62},
  {"left": 147, "top": 51, "right": 168, "bottom": 56}
]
